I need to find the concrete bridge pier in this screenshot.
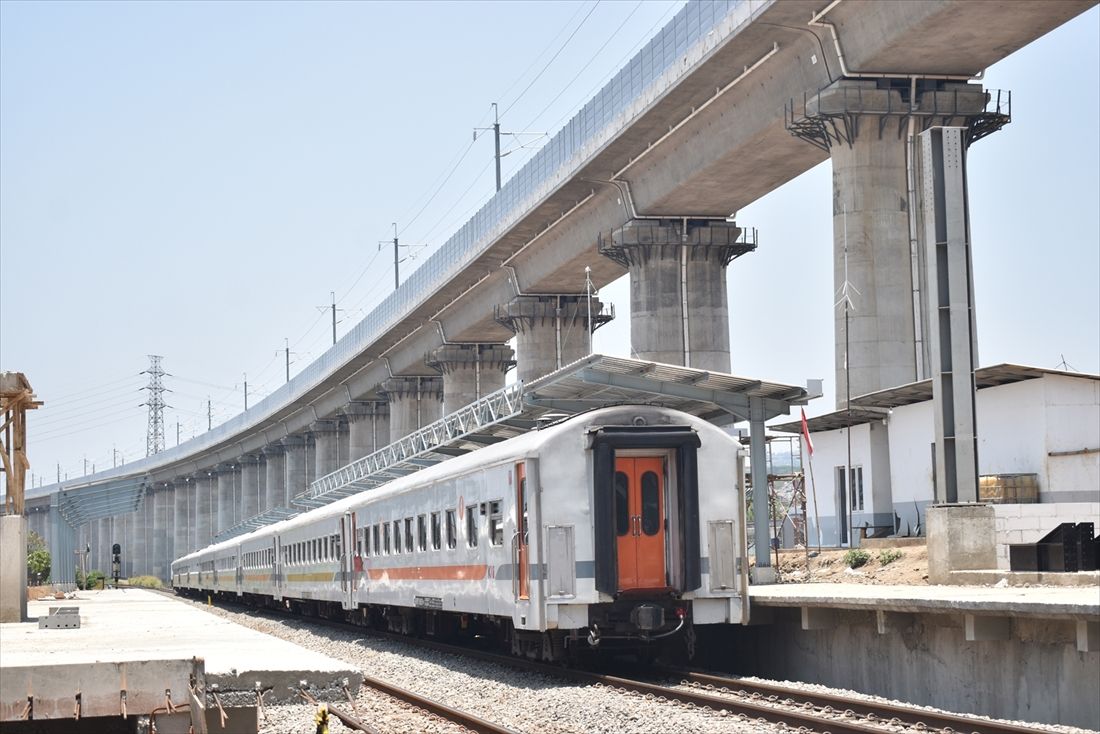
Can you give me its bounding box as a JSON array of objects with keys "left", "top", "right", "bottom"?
[
  {"left": 128, "top": 498, "right": 148, "bottom": 578},
  {"left": 426, "top": 344, "right": 514, "bottom": 413},
  {"left": 213, "top": 464, "right": 237, "bottom": 537},
  {"left": 343, "top": 401, "right": 388, "bottom": 462},
  {"left": 789, "top": 79, "right": 1007, "bottom": 405},
  {"left": 262, "top": 444, "right": 286, "bottom": 511},
  {"left": 312, "top": 421, "right": 340, "bottom": 480},
  {"left": 239, "top": 455, "right": 261, "bottom": 524},
  {"left": 193, "top": 471, "right": 212, "bottom": 552},
  {"left": 496, "top": 295, "right": 611, "bottom": 384},
  {"left": 381, "top": 377, "right": 443, "bottom": 440},
  {"left": 337, "top": 416, "right": 349, "bottom": 467},
  {"left": 152, "top": 484, "right": 170, "bottom": 581},
  {"left": 283, "top": 435, "right": 310, "bottom": 505},
  {"left": 601, "top": 219, "right": 755, "bottom": 373},
  {"left": 174, "top": 479, "right": 189, "bottom": 564}
]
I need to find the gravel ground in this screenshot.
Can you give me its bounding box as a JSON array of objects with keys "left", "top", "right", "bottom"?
[
  {"left": 176, "top": 596, "right": 1096, "bottom": 734},
  {"left": 179, "top": 598, "right": 777, "bottom": 734}
]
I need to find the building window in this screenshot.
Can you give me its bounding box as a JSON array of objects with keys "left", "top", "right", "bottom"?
[{"left": 850, "top": 466, "right": 864, "bottom": 511}]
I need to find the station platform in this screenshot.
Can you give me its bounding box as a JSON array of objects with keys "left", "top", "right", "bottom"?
[
  {"left": 0, "top": 589, "right": 360, "bottom": 728},
  {"left": 749, "top": 581, "right": 1100, "bottom": 620}
]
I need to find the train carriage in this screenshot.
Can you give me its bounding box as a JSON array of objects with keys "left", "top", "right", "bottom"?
[{"left": 172, "top": 405, "right": 749, "bottom": 660}]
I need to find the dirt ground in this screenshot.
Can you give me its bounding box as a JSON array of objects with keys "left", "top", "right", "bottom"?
[
  {"left": 765, "top": 544, "right": 930, "bottom": 585},
  {"left": 27, "top": 585, "right": 64, "bottom": 601}
]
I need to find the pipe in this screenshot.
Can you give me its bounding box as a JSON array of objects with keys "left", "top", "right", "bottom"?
[
  {"left": 679, "top": 222, "right": 691, "bottom": 368},
  {"left": 906, "top": 76, "right": 926, "bottom": 381},
  {"left": 808, "top": 1, "right": 982, "bottom": 81}
]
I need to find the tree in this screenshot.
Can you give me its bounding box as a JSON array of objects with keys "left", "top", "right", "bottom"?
[{"left": 27, "top": 532, "right": 50, "bottom": 585}]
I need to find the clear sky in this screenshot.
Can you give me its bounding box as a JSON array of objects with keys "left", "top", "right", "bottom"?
[{"left": 1, "top": 1, "right": 1097, "bottom": 486}]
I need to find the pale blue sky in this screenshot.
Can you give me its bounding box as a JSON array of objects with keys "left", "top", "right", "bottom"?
[{"left": 1, "top": 1, "right": 1097, "bottom": 484}]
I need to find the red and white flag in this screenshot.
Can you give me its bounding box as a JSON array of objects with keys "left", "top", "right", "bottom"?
[{"left": 800, "top": 408, "right": 814, "bottom": 457}]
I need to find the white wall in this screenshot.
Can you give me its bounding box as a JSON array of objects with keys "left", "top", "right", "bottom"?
[
  {"left": 1043, "top": 375, "right": 1100, "bottom": 502},
  {"left": 804, "top": 423, "right": 891, "bottom": 546}
]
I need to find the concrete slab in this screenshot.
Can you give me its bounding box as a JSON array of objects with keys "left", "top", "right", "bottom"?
[
  {"left": 749, "top": 583, "right": 1100, "bottom": 620},
  {"left": 0, "top": 589, "right": 360, "bottom": 704}
]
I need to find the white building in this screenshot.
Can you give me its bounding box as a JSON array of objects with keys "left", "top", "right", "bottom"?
[{"left": 772, "top": 365, "right": 1100, "bottom": 562}]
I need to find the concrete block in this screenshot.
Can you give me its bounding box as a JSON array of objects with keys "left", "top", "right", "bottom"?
[
  {"left": 1033, "top": 504, "right": 1059, "bottom": 517},
  {"left": 0, "top": 515, "right": 27, "bottom": 623},
  {"left": 993, "top": 505, "right": 1022, "bottom": 518},
  {"left": 965, "top": 614, "right": 1012, "bottom": 641},
  {"left": 801, "top": 607, "right": 839, "bottom": 631},
  {"left": 1077, "top": 621, "right": 1100, "bottom": 653},
  {"left": 927, "top": 505, "right": 997, "bottom": 584}
]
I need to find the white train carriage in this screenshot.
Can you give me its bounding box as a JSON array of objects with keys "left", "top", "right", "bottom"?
[{"left": 173, "top": 405, "right": 749, "bottom": 660}]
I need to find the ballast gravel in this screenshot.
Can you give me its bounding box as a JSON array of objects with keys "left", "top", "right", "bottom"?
[
  {"left": 179, "top": 597, "right": 1093, "bottom": 734},
  {"left": 181, "top": 599, "right": 775, "bottom": 734}
]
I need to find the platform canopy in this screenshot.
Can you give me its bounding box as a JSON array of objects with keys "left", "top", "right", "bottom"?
[
  {"left": 55, "top": 476, "right": 147, "bottom": 527},
  {"left": 268, "top": 355, "right": 816, "bottom": 528}
]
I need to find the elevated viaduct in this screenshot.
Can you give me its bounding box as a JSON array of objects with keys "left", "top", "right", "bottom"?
[{"left": 18, "top": 0, "right": 1096, "bottom": 584}]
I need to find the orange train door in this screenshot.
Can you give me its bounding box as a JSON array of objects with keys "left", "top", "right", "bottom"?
[
  {"left": 515, "top": 462, "right": 529, "bottom": 600},
  {"left": 614, "top": 456, "right": 667, "bottom": 591}
]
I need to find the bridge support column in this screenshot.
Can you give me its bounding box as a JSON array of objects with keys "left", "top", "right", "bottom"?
[
  {"left": 99, "top": 517, "right": 112, "bottom": 572},
  {"left": 193, "top": 471, "right": 212, "bottom": 551},
  {"left": 312, "top": 421, "right": 340, "bottom": 480},
  {"left": 380, "top": 377, "right": 443, "bottom": 440},
  {"left": 495, "top": 295, "right": 613, "bottom": 384},
  {"left": 337, "top": 416, "right": 349, "bottom": 467},
  {"left": 343, "top": 401, "right": 388, "bottom": 460},
  {"left": 283, "top": 435, "right": 309, "bottom": 505},
  {"left": 263, "top": 444, "right": 286, "bottom": 511},
  {"left": 213, "top": 465, "right": 236, "bottom": 537},
  {"left": 238, "top": 455, "right": 261, "bottom": 522},
  {"left": 426, "top": 344, "right": 514, "bottom": 413},
  {"left": 173, "top": 480, "right": 188, "bottom": 565},
  {"left": 601, "top": 219, "right": 755, "bottom": 373},
  {"left": 788, "top": 79, "right": 1008, "bottom": 406},
  {"left": 152, "top": 485, "right": 170, "bottom": 582}
]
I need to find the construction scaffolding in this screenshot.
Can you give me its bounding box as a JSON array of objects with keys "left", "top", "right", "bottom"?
[{"left": 1, "top": 372, "right": 42, "bottom": 515}]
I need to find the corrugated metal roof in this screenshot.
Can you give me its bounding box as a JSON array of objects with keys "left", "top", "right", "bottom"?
[{"left": 772, "top": 363, "right": 1099, "bottom": 434}]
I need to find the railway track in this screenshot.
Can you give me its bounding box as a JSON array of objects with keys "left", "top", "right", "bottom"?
[{"left": 182, "top": 593, "right": 1049, "bottom": 734}]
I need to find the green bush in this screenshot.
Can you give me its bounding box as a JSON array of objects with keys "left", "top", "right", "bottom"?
[
  {"left": 27, "top": 549, "right": 51, "bottom": 585},
  {"left": 843, "top": 548, "right": 871, "bottom": 569},
  {"left": 878, "top": 548, "right": 904, "bottom": 566},
  {"left": 127, "top": 575, "right": 164, "bottom": 589},
  {"left": 76, "top": 569, "right": 105, "bottom": 590}
]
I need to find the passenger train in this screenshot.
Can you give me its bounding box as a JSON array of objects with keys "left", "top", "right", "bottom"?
[{"left": 172, "top": 405, "right": 749, "bottom": 661}]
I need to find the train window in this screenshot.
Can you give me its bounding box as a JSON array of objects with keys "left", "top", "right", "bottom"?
[
  {"left": 615, "top": 472, "right": 630, "bottom": 536},
  {"left": 405, "top": 518, "right": 414, "bottom": 553},
  {"left": 393, "top": 521, "right": 402, "bottom": 554},
  {"left": 356, "top": 529, "right": 364, "bottom": 557},
  {"left": 417, "top": 515, "right": 427, "bottom": 551},
  {"left": 322, "top": 537, "right": 329, "bottom": 560},
  {"left": 446, "top": 510, "right": 457, "bottom": 549},
  {"left": 383, "top": 522, "right": 392, "bottom": 554},
  {"left": 466, "top": 505, "right": 478, "bottom": 548},
  {"left": 489, "top": 501, "right": 503, "bottom": 546},
  {"left": 641, "top": 471, "right": 660, "bottom": 536},
  {"left": 373, "top": 524, "right": 380, "bottom": 555},
  {"left": 431, "top": 512, "right": 441, "bottom": 551},
  {"left": 333, "top": 534, "right": 341, "bottom": 559}
]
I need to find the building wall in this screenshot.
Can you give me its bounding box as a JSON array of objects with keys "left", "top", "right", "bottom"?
[
  {"left": 1043, "top": 375, "right": 1100, "bottom": 502},
  {"left": 805, "top": 374, "right": 1100, "bottom": 543}
]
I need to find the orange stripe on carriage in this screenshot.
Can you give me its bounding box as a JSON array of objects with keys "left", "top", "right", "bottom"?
[{"left": 367, "top": 564, "right": 488, "bottom": 581}]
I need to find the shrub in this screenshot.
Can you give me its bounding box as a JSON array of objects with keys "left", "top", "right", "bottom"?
[
  {"left": 843, "top": 548, "right": 871, "bottom": 569},
  {"left": 76, "top": 569, "right": 105, "bottom": 590},
  {"left": 127, "top": 575, "right": 164, "bottom": 589},
  {"left": 878, "top": 548, "right": 904, "bottom": 566},
  {"left": 27, "top": 549, "right": 51, "bottom": 585}
]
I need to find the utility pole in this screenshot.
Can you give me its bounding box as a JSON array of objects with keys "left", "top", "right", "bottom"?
[
  {"left": 207, "top": 397, "right": 213, "bottom": 431},
  {"left": 378, "top": 224, "right": 426, "bottom": 291},
  {"left": 176, "top": 421, "right": 181, "bottom": 446},
  {"left": 280, "top": 338, "right": 297, "bottom": 383},
  {"left": 140, "top": 355, "right": 169, "bottom": 456},
  {"left": 474, "top": 102, "right": 544, "bottom": 193},
  {"left": 316, "top": 292, "right": 344, "bottom": 345},
  {"left": 243, "top": 373, "right": 248, "bottom": 410},
  {"left": 57, "top": 464, "right": 61, "bottom": 483},
  {"left": 84, "top": 456, "right": 88, "bottom": 476}
]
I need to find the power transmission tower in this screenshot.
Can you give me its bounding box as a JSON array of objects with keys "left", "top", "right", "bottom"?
[{"left": 140, "top": 355, "right": 168, "bottom": 457}]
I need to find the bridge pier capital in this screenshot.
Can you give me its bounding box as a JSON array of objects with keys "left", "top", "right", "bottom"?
[
  {"left": 495, "top": 295, "right": 613, "bottom": 384},
  {"left": 426, "top": 344, "right": 514, "bottom": 413}
]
